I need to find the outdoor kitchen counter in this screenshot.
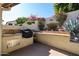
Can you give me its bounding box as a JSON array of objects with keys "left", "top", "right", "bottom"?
[
  {"left": 36, "top": 31, "right": 79, "bottom": 55},
  {"left": 2, "top": 33, "right": 33, "bottom": 54}
]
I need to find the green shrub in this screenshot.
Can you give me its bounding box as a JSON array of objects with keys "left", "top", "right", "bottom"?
[
  {"left": 32, "top": 21, "right": 35, "bottom": 24},
  {"left": 27, "top": 22, "right": 32, "bottom": 25},
  {"left": 47, "top": 21, "right": 59, "bottom": 31},
  {"left": 38, "top": 18, "right": 46, "bottom": 31},
  {"left": 16, "top": 17, "right": 27, "bottom": 26}
]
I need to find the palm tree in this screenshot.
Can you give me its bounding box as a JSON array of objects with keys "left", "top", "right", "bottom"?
[
  {"left": 54, "top": 3, "right": 69, "bottom": 13},
  {"left": 54, "top": 3, "right": 79, "bottom": 27},
  {"left": 54, "top": 3, "right": 79, "bottom": 13}
]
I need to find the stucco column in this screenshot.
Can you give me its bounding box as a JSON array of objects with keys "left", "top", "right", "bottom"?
[{"left": 0, "top": 3, "right": 2, "bottom": 55}]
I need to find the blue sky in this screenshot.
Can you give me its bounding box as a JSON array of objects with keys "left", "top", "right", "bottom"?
[{"left": 2, "top": 3, "right": 55, "bottom": 24}]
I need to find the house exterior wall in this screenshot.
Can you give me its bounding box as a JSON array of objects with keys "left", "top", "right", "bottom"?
[
  {"left": 66, "top": 10, "right": 79, "bottom": 21},
  {"left": 6, "top": 21, "right": 17, "bottom": 26},
  {"left": 22, "top": 21, "right": 39, "bottom": 31}
]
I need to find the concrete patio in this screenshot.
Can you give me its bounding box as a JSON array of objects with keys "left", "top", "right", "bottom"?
[{"left": 2, "top": 42, "right": 77, "bottom": 56}]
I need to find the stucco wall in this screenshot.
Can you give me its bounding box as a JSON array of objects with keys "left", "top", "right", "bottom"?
[
  {"left": 3, "top": 25, "right": 21, "bottom": 29},
  {"left": 36, "top": 32, "right": 79, "bottom": 55}
]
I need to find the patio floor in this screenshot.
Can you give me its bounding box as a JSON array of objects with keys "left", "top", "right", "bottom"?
[{"left": 3, "top": 42, "right": 76, "bottom": 56}]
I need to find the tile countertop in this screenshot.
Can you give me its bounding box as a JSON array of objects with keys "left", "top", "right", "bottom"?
[{"left": 37, "top": 31, "right": 70, "bottom": 37}]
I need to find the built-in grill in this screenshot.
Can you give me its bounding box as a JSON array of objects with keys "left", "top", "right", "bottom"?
[{"left": 21, "top": 29, "right": 33, "bottom": 38}]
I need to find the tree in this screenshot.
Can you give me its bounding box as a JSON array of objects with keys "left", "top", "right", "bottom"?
[
  {"left": 54, "top": 3, "right": 79, "bottom": 13},
  {"left": 16, "top": 17, "right": 27, "bottom": 26},
  {"left": 54, "top": 3, "right": 68, "bottom": 13},
  {"left": 54, "top": 3, "right": 79, "bottom": 27},
  {"left": 55, "top": 12, "right": 67, "bottom": 27}
]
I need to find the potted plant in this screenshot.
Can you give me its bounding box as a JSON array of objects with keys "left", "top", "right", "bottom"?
[{"left": 63, "top": 16, "right": 79, "bottom": 43}]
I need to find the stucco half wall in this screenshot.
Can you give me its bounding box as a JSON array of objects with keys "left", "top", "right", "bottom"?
[{"left": 36, "top": 32, "right": 79, "bottom": 55}]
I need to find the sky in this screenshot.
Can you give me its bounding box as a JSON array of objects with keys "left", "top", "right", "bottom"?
[{"left": 2, "top": 3, "right": 55, "bottom": 24}]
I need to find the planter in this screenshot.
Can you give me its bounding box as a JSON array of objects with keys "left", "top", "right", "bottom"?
[
  {"left": 70, "top": 31, "right": 79, "bottom": 43},
  {"left": 36, "top": 32, "right": 79, "bottom": 55}
]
